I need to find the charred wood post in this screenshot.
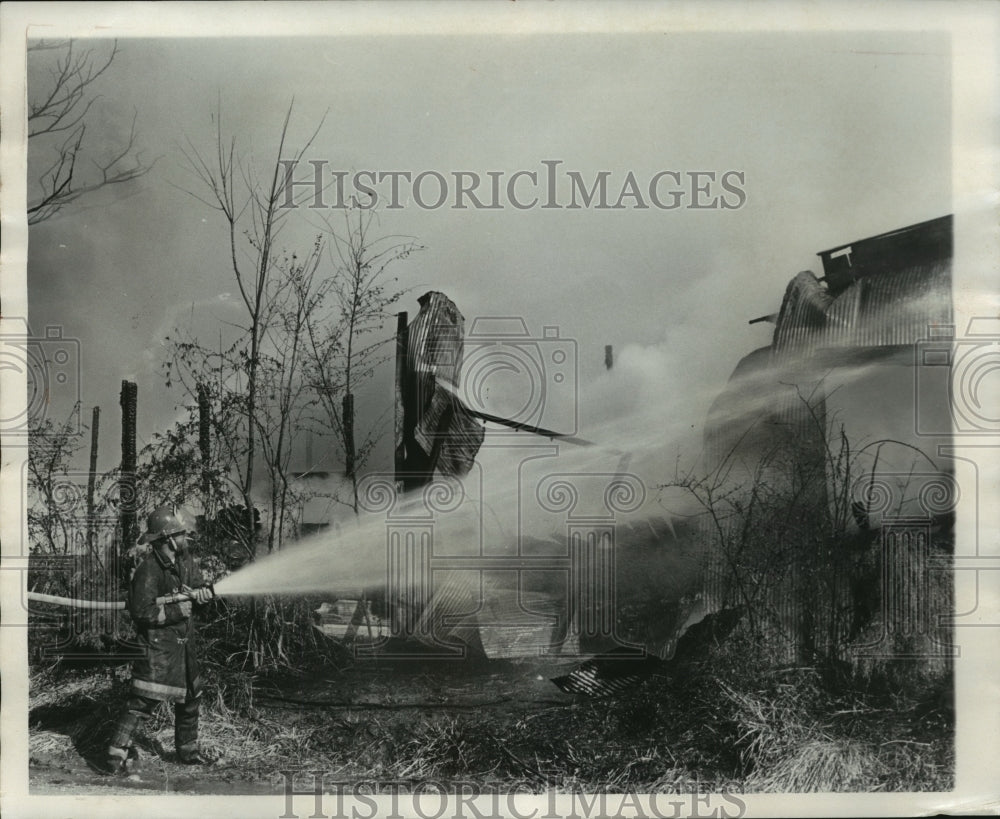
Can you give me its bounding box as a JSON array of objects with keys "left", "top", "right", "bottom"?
[
  {"left": 85, "top": 406, "right": 100, "bottom": 555},
  {"left": 119, "top": 381, "right": 138, "bottom": 570},
  {"left": 393, "top": 311, "right": 408, "bottom": 493},
  {"left": 197, "top": 383, "right": 211, "bottom": 505}
]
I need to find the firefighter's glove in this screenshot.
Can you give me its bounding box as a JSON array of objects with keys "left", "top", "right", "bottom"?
[
  {"left": 182, "top": 585, "right": 213, "bottom": 605},
  {"left": 177, "top": 600, "right": 193, "bottom": 618}
]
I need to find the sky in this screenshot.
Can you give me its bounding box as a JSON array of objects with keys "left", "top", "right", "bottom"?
[{"left": 24, "top": 28, "right": 952, "bottom": 486}]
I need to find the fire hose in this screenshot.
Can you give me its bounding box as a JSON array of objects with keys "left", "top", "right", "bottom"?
[{"left": 27, "top": 584, "right": 216, "bottom": 610}]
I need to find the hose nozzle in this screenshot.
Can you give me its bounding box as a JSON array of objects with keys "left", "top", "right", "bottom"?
[{"left": 155, "top": 583, "right": 216, "bottom": 606}]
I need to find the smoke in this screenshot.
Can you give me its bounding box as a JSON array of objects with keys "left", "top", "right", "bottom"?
[
  {"left": 213, "top": 329, "right": 724, "bottom": 604},
  {"left": 214, "top": 277, "right": 955, "bottom": 663}
]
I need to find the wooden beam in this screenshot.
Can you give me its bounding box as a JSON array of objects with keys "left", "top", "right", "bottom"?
[
  {"left": 393, "top": 311, "right": 408, "bottom": 491},
  {"left": 466, "top": 407, "right": 594, "bottom": 447},
  {"left": 119, "top": 381, "right": 137, "bottom": 555},
  {"left": 85, "top": 406, "right": 100, "bottom": 555}
]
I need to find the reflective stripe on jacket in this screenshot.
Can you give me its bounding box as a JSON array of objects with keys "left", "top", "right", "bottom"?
[{"left": 128, "top": 548, "right": 204, "bottom": 703}]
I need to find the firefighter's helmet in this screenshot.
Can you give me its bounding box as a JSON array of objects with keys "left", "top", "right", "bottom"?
[{"left": 138, "top": 505, "right": 192, "bottom": 545}]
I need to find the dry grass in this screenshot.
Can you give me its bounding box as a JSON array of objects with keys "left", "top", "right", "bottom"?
[
  {"left": 748, "top": 738, "right": 881, "bottom": 792},
  {"left": 28, "top": 628, "right": 954, "bottom": 793},
  {"left": 29, "top": 667, "right": 122, "bottom": 760},
  {"left": 719, "top": 672, "right": 882, "bottom": 791},
  {"left": 701, "top": 644, "right": 953, "bottom": 793},
  {"left": 29, "top": 730, "right": 72, "bottom": 757}
]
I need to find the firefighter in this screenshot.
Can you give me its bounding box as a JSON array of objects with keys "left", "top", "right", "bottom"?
[{"left": 103, "top": 505, "right": 214, "bottom": 774}]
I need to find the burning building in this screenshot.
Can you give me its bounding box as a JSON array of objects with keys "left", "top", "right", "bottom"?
[
  {"left": 701, "top": 215, "right": 955, "bottom": 665},
  {"left": 311, "top": 217, "right": 955, "bottom": 675}
]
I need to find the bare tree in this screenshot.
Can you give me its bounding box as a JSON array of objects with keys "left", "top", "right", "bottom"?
[
  {"left": 661, "top": 388, "right": 935, "bottom": 665},
  {"left": 253, "top": 240, "right": 327, "bottom": 550},
  {"left": 179, "top": 100, "right": 325, "bottom": 553},
  {"left": 305, "top": 207, "right": 418, "bottom": 512},
  {"left": 166, "top": 105, "right": 419, "bottom": 668},
  {"left": 164, "top": 330, "right": 263, "bottom": 557},
  {"left": 27, "top": 40, "right": 153, "bottom": 223}
]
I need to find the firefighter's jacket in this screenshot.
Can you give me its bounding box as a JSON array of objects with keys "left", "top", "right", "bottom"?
[{"left": 127, "top": 548, "right": 205, "bottom": 703}]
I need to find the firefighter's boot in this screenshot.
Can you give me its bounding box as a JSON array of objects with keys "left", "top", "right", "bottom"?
[
  {"left": 102, "top": 745, "right": 128, "bottom": 775},
  {"left": 175, "top": 698, "right": 208, "bottom": 764},
  {"left": 104, "top": 710, "right": 144, "bottom": 775}
]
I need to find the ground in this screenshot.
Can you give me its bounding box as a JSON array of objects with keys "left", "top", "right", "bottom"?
[
  {"left": 29, "top": 652, "right": 581, "bottom": 795},
  {"left": 28, "top": 638, "right": 954, "bottom": 796}
]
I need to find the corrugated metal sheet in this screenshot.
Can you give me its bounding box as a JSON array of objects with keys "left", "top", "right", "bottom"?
[
  {"left": 551, "top": 657, "right": 652, "bottom": 697},
  {"left": 476, "top": 579, "right": 566, "bottom": 659},
  {"left": 407, "top": 291, "right": 464, "bottom": 389},
  {"left": 772, "top": 271, "right": 834, "bottom": 359},
  {"left": 773, "top": 259, "right": 951, "bottom": 356},
  {"left": 409, "top": 572, "right": 571, "bottom": 659},
  {"left": 399, "top": 291, "right": 485, "bottom": 486},
  {"left": 826, "top": 261, "right": 952, "bottom": 348},
  {"left": 412, "top": 570, "right": 484, "bottom": 653}
]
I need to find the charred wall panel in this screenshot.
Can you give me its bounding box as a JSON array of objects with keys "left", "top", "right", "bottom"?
[{"left": 702, "top": 216, "right": 953, "bottom": 663}]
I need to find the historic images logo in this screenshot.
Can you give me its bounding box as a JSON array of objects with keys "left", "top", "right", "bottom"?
[
  {"left": 277, "top": 772, "right": 749, "bottom": 819},
  {"left": 279, "top": 160, "right": 747, "bottom": 212}
]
